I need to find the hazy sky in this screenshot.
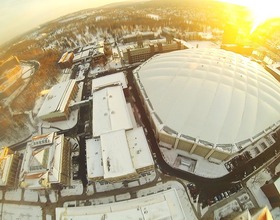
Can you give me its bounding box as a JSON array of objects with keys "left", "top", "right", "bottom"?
[
  {"left": 0, "top": 0, "right": 122, "bottom": 45},
  {"left": 1, "top": 0, "right": 279, "bottom": 46}
]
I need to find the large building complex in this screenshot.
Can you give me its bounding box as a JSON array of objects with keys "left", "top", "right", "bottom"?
[
  {"left": 86, "top": 73, "right": 154, "bottom": 182},
  {"left": 19, "top": 132, "right": 71, "bottom": 189},
  {"left": 133, "top": 48, "right": 280, "bottom": 161},
  {"left": 56, "top": 188, "right": 186, "bottom": 219},
  {"left": 37, "top": 80, "right": 79, "bottom": 122},
  {"left": 0, "top": 147, "right": 21, "bottom": 188}
]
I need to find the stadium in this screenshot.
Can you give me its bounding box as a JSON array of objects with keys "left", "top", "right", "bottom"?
[{"left": 133, "top": 48, "right": 280, "bottom": 161}]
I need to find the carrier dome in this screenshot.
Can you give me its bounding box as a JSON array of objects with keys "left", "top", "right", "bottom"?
[{"left": 134, "top": 48, "right": 280, "bottom": 145}]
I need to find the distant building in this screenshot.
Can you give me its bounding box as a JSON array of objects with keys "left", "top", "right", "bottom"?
[
  {"left": 19, "top": 132, "right": 71, "bottom": 189},
  {"left": 58, "top": 51, "right": 74, "bottom": 69},
  {"left": 123, "top": 41, "right": 185, "bottom": 64},
  {"left": 56, "top": 188, "right": 186, "bottom": 219},
  {"left": 73, "top": 45, "right": 105, "bottom": 64},
  {"left": 0, "top": 147, "right": 21, "bottom": 188},
  {"left": 122, "top": 32, "right": 155, "bottom": 44},
  {"left": 103, "top": 38, "right": 113, "bottom": 56},
  {"left": 37, "top": 80, "right": 78, "bottom": 122}
]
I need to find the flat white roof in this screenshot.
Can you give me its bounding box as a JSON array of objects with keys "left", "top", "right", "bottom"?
[
  {"left": 56, "top": 188, "right": 186, "bottom": 220},
  {"left": 92, "top": 72, "right": 127, "bottom": 92},
  {"left": 92, "top": 85, "right": 133, "bottom": 137},
  {"left": 126, "top": 127, "right": 154, "bottom": 170},
  {"left": 37, "top": 80, "right": 76, "bottom": 118},
  {"left": 86, "top": 138, "right": 104, "bottom": 179},
  {"left": 135, "top": 48, "right": 280, "bottom": 145},
  {"left": 101, "top": 129, "right": 136, "bottom": 180}
]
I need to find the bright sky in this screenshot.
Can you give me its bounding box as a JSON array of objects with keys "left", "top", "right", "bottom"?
[{"left": 0, "top": 0, "right": 121, "bottom": 46}]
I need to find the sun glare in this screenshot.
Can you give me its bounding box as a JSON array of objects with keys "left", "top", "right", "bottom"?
[
  {"left": 246, "top": 0, "right": 280, "bottom": 33},
  {"left": 219, "top": 0, "right": 280, "bottom": 33}
]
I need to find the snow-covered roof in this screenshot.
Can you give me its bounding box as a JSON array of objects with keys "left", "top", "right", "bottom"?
[
  {"left": 56, "top": 188, "right": 186, "bottom": 220},
  {"left": 92, "top": 85, "right": 133, "bottom": 137},
  {"left": 92, "top": 72, "right": 127, "bottom": 92},
  {"left": 134, "top": 48, "right": 280, "bottom": 145},
  {"left": 37, "top": 80, "right": 76, "bottom": 119},
  {"left": 126, "top": 127, "right": 154, "bottom": 170},
  {"left": 100, "top": 129, "right": 136, "bottom": 180},
  {"left": 20, "top": 133, "right": 66, "bottom": 189},
  {"left": 86, "top": 138, "right": 104, "bottom": 179},
  {"left": 86, "top": 127, "right": 154, "bottom": 181}
]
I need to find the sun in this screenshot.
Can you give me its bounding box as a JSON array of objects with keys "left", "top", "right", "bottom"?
[
  {"left": 219, "top": 0, "right": 280, "bottom": 33},
  {"left": 246, "top": 0, "right": 280, "bottom": 33}
]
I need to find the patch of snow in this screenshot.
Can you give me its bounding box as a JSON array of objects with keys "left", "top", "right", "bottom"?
[
  {"left": 2, "top": 204, "right": 42, "bottom": 220},
  {"left": 61, "top": 182, "right": 83, "bottom": 197},
  {"left": 49, "top": 190, "right": 58, "bottom": 203},
  {"left": 116, "top": 192, "right": 131, "bottom": 201},
  {"left": 246, "top": 169, "right": 272, "bottom": 209},
  {"left": 24, "top": 189, "right": 38, "bottom": 202},
  {"left": 5, "top": 188, "right": 22, "bottom": 201}
]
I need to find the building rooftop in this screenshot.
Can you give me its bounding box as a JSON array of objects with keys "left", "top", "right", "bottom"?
[
  {"left": 134, "top": 48, "right": 280, "bottom": 146},
  {"left": 56, "top": 188, "right": 186, "bottom": 220},
  {"left": 37, "top": 80, "right": 77, "bottom": 119},
  {"left": 92, "top": 85, "right": 133, "bottom": 137},
  {"left": 92, "top": 72, "right": 127, "bottom": 92},
  {"left": 86, "top": 127, "right": 154, "bottom": 181},
  {"left": 19, "top": 133, "right": 68, "bottom": 189},
  {"left": 101, "top": 129, "right": 136, "bottom": 180}
]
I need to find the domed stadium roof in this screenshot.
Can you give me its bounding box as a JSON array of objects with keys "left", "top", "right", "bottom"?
[{"left": 135, "top": 48, "right": 280, "bottom": 145}]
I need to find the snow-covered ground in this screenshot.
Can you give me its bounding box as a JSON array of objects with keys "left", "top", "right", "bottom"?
[
  {"left": 49, "top": 190, "right": 58, "bottom": 203},
  {"left": 61, "top": 181, "right": 83, "bottom": 197},
  {"left": 24, "top": 189, "right": 39, "bottom": 202},
  {"left": 2, "top": 204, "right": 42, "bottom": 220},
  {"left": 246, "top": 169, "right": 272, "bottom": 209},
  {"left": 5, "top": 188, "right": 22, "bottom": 201}
]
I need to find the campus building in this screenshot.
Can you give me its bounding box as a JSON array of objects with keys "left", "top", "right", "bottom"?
[
  {"left": 37, "top": 80, "right": 79, "bottom": 122},
  {"left": 56, "top": 188, "right": 186, "bottom": 219},
  {"left": 133, "top": 48, "right": 280, "bottom": 161},
  {"left": 123, "top": 41, "right": 186, "bottom": 64},
  {"left": 58, "top": 51, "right": 74, "bottom": 69},
  {"left": 19, "top": 132, "right": 71, "bottom": 189},
  {"left": 0, "top": 147, "right": 21, "bottom": 188},
  {"left": 86, "top": 74, "right": 154, "bottom": 182}
]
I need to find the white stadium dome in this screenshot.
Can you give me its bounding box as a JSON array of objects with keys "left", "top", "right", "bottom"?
[{"left": 134, "top": 48, "right": 280, "bottom": 146}]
